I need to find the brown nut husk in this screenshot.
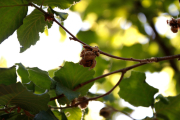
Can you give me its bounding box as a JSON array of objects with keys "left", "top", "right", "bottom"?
[
  {"left": 79, "top": 59, "right": 92, "bottom": 67},
  {"left": 84, "top": 51, "right": 96, "bottom": 60},
  {"left": 79, "top": 45, "right": 100, "bottom": 69},
  {"left": 77, "top": 97, "right": 89, "bottom": 109},
  {"left": 99, "top": 107, "right": 113, "bottom": 118},
  {"left": 171, "top": 26, "right": 178, "bottom": 33}
]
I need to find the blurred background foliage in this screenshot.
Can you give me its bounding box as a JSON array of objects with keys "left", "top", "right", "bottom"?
[{"left": 70, "top": 0, "right": 180, "bottom": 119}]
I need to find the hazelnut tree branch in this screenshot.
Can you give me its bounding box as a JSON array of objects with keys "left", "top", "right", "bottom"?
[
  {"left": 52, "top": 72, "right": 125, "bottom": 109},
  {"left": 50, "top": 54, "right": 180, "bottom": 101}
]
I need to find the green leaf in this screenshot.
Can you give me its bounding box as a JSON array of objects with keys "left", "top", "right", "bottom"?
[
  {"left": 53, "top": 62, "right": 95, "bottom": 96},
  {"left": 55, "top": 12, "right": 68, "bottom": 21},
  {"left": 64, "top": 107, "right": 82, "bottom": 120},
  {"left": 53, "top": 111, "right": 67, "bottom": 120},
  {"left": 56, "top": 83, "right": 80, "bottom": 101},
  {"left": 27, "top": 0, "right": 81, "bottom": 9},
  {"left": 34, "top": 109, "right": 58, "bottom": 120},
  {"left": 155, "top": 94, "right": 180, "bottom": 120},
  {"left": 48, "top": 7, "right": 68, "bottom": 21},
  {"left": 155, "top": 94, "right": 169, "bottom": 105},
  {"left": 0, "top": 66, "right": 17, "bottom": 85},
  {"left": 48, "top": 68, "right": 58, "bottom": 78},
  {"left": 0, "top": 0, "right": 28, "bottom": 44},
  {"left": 17, "top": 9, "right": 47, "bottom": 53},
  {"left": 118, "top": 71, "right": 158, "bottom": 107},
  {"left": 16, "top": 63, "right": 30, "bottom": 83},
  {"left": 27, "top": 67, "right": 53, "bottom": 89},
  {"left": 23, "top": 81, "right": 35, "bottom": 92},
  {"left": 0, "top": 82, "right": 50, "bottom": 113}
]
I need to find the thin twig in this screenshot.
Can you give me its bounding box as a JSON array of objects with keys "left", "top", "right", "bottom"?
[
  {"left": 50, "top": 53, "right": 180, "bottom": 101},
  {"left": 53, "top": 19, "right": 87, "bottom": 45},
  {"left": 29, "top": 3, "right": 49, "bottom": 15},
  {"left": 61, "top": 73, "right": 125, "bottom": 109},
  {"left": 40, "top": 0, "right": 45, "bottom": 9}
]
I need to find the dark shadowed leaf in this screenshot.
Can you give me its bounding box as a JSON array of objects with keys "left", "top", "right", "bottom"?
[
  {"left": 27, "top": 0, "right": 81, "bottom": 9},
  {"left": 0, "top": 66, "right": 17, "bottom": 85},
  {"left": 23, "top": 81, "right": 35, "bottom": 92},
  {"left": 64, "top": 107, "right": 82, "bottom": 120},
  {"left": 0, "top": 0, "right": 28, "bottom": 44},
  {"left": 17, "top": 9, "right": 47, "bottom": 52},
  {"left": 54, "top": 62, "right": 95, "bottom": 96},
  {"left": 34, "top": 109, "right": 58, "bottom": 120},
  {"left": 0, "top": 83, "right": 50, "bottom": 113},
  {"left": 28, "top": 67, "right": 53, "bottom": 89},
  {"left": 16, "top": 63, "right": 30, "bottom": 83},
  {"left": 155, "top": 94, "right": 180, "bottom": 120},
  {"left": 118, "top": 71, "right": 158, "bottom": 107},
  {"left": 56, "top": 83, "right": 80, "bottom": 101},
  {"left": 53, "top": 111, "right": 67, "bottom": 120}
]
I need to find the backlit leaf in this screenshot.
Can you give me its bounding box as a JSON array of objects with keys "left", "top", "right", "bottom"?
[
  {"left": 0, "top": 66, "right": 17, "bottom": 85},
  {"left": 27, "top": 0, "right": 81, "bottom": 9},
  {"left": 118, "top": 71, "right": 158, "bottom": 107},
  {"left": 28, "top": 67, "right": 53, "bottom": 90},
  {"left": 0, "top": 83, "right": 50, "bottom": 113},
  {"left": 64, "top": 107, "right": 82, "bottom": 120},
  {"left": 17, "top": 9, "right": 47, "bottom": 52},
  {"left": 155, "top": 94, "right": 180, "bottom": 120},
  {"left": 0, "top": 0, "right": 28, "bottom": 44}
]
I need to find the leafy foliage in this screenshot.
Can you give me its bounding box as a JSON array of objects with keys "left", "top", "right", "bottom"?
[
  {"left": 0, "top": 66, "right": 17, "bottom": 85},
  {"left": 27, "top": 67, "right": 53, "bottom": 89},
  {"left": 155, "top": 94, "right": 180, "bottom": 120},
  {"left": 64, "top": 107, "right": 82, "bottom": 120},
  {"left": 27, "top": 0, "right": 81, "bottom": 9},
  {"left": 16, "top": 63, "right": 30, "bottom": 83},
  {"left": 17, "top": 9, "right": 48, "bottom": 52},
  {"left": 54, "top": 62, "right": 95, "bottom": 96},
  {"left": 118, "top": 71, "right": 158, "bottom": 107},
  {"left": 0, "top": 83, "right": 50, "bottom": 113},
  {"left": 0, "top": 0, "right": 28, "bottom": 44}
]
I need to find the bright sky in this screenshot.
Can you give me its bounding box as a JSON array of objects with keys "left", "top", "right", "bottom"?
[{"left": 0, "top": 5, "right": 178, "bottom": 120}]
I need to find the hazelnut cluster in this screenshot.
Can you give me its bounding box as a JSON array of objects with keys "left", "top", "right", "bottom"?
[
  {"left": 71, "top": 97, "right": 89, "bottom": 110},
  {"left": 99, "top": 107, "right": 113, "bottom": 118},
  {"left": 79, "top": 45, "right": 100, "bottom": 70},
  {"left": 167, "top": 17, "right": 180, "bottom": 33}
]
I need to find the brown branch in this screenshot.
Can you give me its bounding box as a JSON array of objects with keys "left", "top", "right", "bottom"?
[
  {"left": 40, "top": 0, "right": 45, "bottom": 9},
  {"left": 50, "top": 54, "right": 180, "bottom": 101},
  {"left": 0, "top": 4, "right": 30, "bottom": 8},
  {"left": 61, "top": 73, "right": 125, "bottom": 109},
  {"left": 149, "top": 21, "right": 179, "bottom": 72},
  {"left": 29, "top": 3, "right": 49, "bottom": 16}
]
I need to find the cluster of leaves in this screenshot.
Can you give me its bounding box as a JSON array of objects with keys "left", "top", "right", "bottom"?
[
  {"left": 1, "top": 63, "right": 180, "bottom": 120},
  {"left": 0, "top": 62, "right": 94, "bottom": 119},
  {"left": 0, "top": 0, "right": 71, "bottom": 53}
]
